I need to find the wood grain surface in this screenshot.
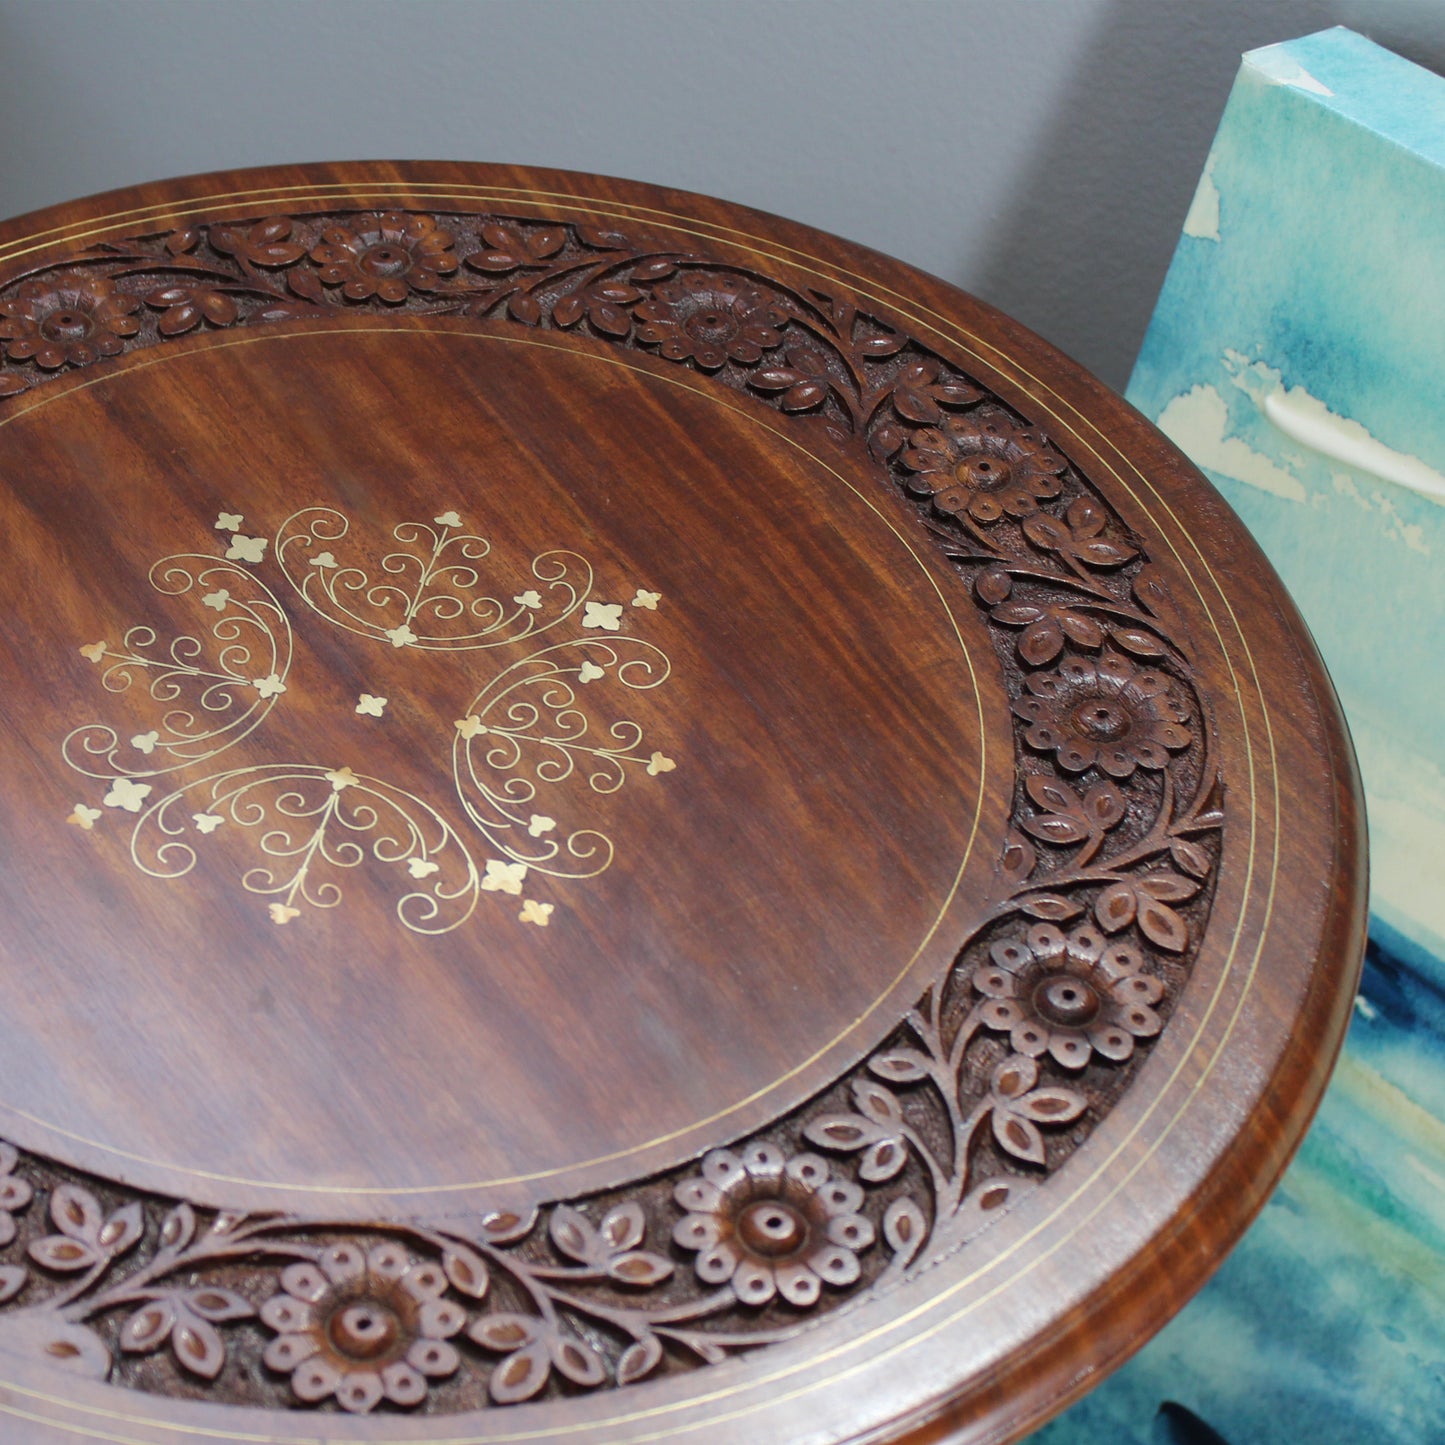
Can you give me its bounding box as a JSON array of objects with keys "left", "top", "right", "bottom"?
[{"left": 0, "top": 162, "right": 1365, "bottom": 1445}]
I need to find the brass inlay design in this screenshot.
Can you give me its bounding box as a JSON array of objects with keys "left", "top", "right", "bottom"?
[
  {"left": 131, "top": 762, "right": 481, "bottom": 935},
  {"left": 63, "top": 552, "right": 293, "bottom": 781},
  {"left": 61, "top": 505, "right": 677, "bottom": 936},
  {"left": 275, "top": 505, "right": 592, "bottom": 651},
  {"left": 453, "top": 636, "right": 673, "bottom": 880}
]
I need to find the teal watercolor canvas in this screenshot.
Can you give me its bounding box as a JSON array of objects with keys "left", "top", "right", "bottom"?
[
  {"left": 1129, "top": 26, "right": 1445, "bottom": 971},
  {"left": 1035, "top": 29, "right": 1445, "bottom": 1444}
]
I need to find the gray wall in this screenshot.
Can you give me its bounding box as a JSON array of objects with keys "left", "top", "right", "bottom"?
[{"left": 1, "top": 0, "right": 1442, "bottom": 389}]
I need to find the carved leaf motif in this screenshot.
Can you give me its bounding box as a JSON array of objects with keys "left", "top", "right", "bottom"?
[
  {"left": 171, "top": 1311, "right": 226, "bottom": 1380},
  {"left": 882, "top": 1197, "right": 927, "bottom": 1267},
  {"left": 1023, "top": 507, "right": 1137, "bottom": 569},
  {"left": 1077, "top": 538, "right": 1136, "bottom": 567},
  {"left": 549, "top": 1204, "right": 600, "bottom": 1265},
  {"left": 0, "top": 1266, "right": 24, "bottom": 1304},
  {"left": 29, "top": 1235, "right": 98, "bottom": 1272},
  {"left": 442, "top": 1244, "right": 490, "bottom": 1299},
  {"left": 1066, "top": 497, "right": 1107, "bottom": 537},
  {"left": 553, "top": 283, "right": 639, "bottom": 338},
  {"left": 991, "top": 1056, "right": 1038, "bottom": 1101},
  {"left": 869, "top": 422, "right": 906, "bottom": 462},
  {"left": 508, "top": 290, "right": 542, "bottom": 325},
  {"left": 1137, "top": 872, "right": 1199, "bottom": 903},
  {"left": 207, "top": 1210, "right": 247, "bottom": 1237},
  {"left": 607, "top": 1251, "right": 674, "bottom": 1287},
  {"left": 975, "top": 567, "right": 1012, "bottom": 606},
  {"left": 252, "top": 297, "right": 321, "bottom": 324},
  {"left": 1095, "top": 881, "right": 1138, "bottom": 933},
  {"left": 750, "top": 346, "right": 833, "bottom": 412},
  {"left": 158, "top": 1202, "right": 195, "bottom": 1253},
  {"left": 551, "top": 1335, "right": 607, "bottom": 1387},
  {"left": 470, "top": 1314, "right": 540, "bottom": 1352},
  {"left": 1021, "top": 774, "right": 1122, "bottom": 851},
  {"left": 860, "top": 1137, "right": 908, "bottom": 1182},
  {"left": 575, "top": 224, "right": 629, "bottom": 250},
  {"left": 1062, "top": 612, "right": 1107, "bottom": 648},
  {"left": 1111, "top": 625, "right": 1168, "bottom": 658},
  {"left": 1020, "top": 894, "right": 1084, "bottom": 921},
  {"left": 479, "top": 1208, "right": 537, "bottom": 1244},
  {"left": 1133, "top": 565, "right": 1177, "bottom": 618},
  {"left": 1084, "top": 781, "right": 1126, "bottom": 829},
  {"left": 891, "top": 359, "right": 982, "bottom": 423},
  {"left": 1014, "top": 1089, "right": 1086, "bottom": 1124},
  {"left": 99, "top": 1202, "right": 144, "bottom": 1254},
  {"left": 1025, "top": 775, "right": 1083, "bottom": 815},
  {"left": 1019, "top": 617, "right": 1066, "bottom": 666},
  {"left": 210, "top": 217, "right": 305, "bottom": 268},
  {"left": 471, "top": 222, "right": 566, "bottom": 271},
  {"left": 528, "top": 227, "right": 567, "bottom": 258},
  {"left": 600, "top": 1201, "right": 646, "bottom": 1253},
  {"left": 121, "top": 1301, "right": 175, "bottom": 1354},
  {"left": 50, "top": 1185, "right": 102, "bottom": 1241},
  {"left": 630, "top": 258, "right": 677, "bottom": 283},
  {"left": 286, "top": 267, "right": 326, "bottom": 304},
  {"left": 858, "top": 329, "right": 905, "bottom": 359},
  {"left": 119, "top": 1286, "right": 247, "bottom": 1381},
  {"left": 869, "top": 1049, "right": 930, "bottom": 1084},
  {"left": 1022, "top": 812, "right": 1090, "bottom": 846},
  {"left": 185, "top": 1287, "right": 252, "bottom": 1322},
  {"left": 553, "top": 293, "right": 586, "bottom": 329},
  {"left": 1001, "top": 831, "right": 1037, "bottom": 885},
  {"left": 30, "top": 1184, "right": 128, "bottom": 1272},
  {"left": 851, "top": 1079, "right": 903, "bottom": 1127},
  {"left": 1171, "top": 838, "right": 1212, "bottom": 878},
  {"left": 992, "top": 1110, "right": 1046, "bottom": 1166},
  {"left": 1021, "top": 513, "right": 1069, "bottom": 552},
  {"left": 996, "top": 604, "right": 1048, "bottom": 626},
  {"left": 488, "top": 1340, "right": 551, "bottom": 1403},
  {"left": 802, "top": 1114, "right": 885, "bottom": 1151},
  {"left": 1138, "top": 898, "right": 1190, "bottom": 953},
  {"left": 617, "top": 1335, "right": 664, "bottom": 1385},
  {"left": 1096, "top": 875, "right": 1195, "bottom": 951}
]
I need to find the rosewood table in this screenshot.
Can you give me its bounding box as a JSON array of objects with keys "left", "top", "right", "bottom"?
[{"left": 0, "top": 164, "right": 1365, "bottom": 1444}]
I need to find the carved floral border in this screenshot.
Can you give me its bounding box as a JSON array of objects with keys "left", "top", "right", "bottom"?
[{"left": 0, "top": 209, "right": 1221, "bottom": 1415}]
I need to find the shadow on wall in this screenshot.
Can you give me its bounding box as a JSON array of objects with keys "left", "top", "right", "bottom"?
[{"left": 971, "top": 0, "right": 1445, "bottom": 391}]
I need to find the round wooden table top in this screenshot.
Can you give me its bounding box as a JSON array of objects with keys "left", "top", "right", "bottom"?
[{"left": 0, "top": 163, "right": 1365, "bottom": 1444}]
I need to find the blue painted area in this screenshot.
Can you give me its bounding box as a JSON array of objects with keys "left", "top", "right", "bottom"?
[
  {"left": 1035, "top": 928, "right": 1445, "bottom": 1445},
  {"left": 1041, "top": 31, "right": 1445, "bottom": 1444}
]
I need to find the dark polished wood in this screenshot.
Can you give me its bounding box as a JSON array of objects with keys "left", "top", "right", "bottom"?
[{"left": 0, "top": 163, "right": 1365, "bottom": 1444}]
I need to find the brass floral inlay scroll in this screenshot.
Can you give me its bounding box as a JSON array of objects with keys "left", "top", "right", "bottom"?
[{"left": 58, "top": 504, "right": 678, "bottom": 936}]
